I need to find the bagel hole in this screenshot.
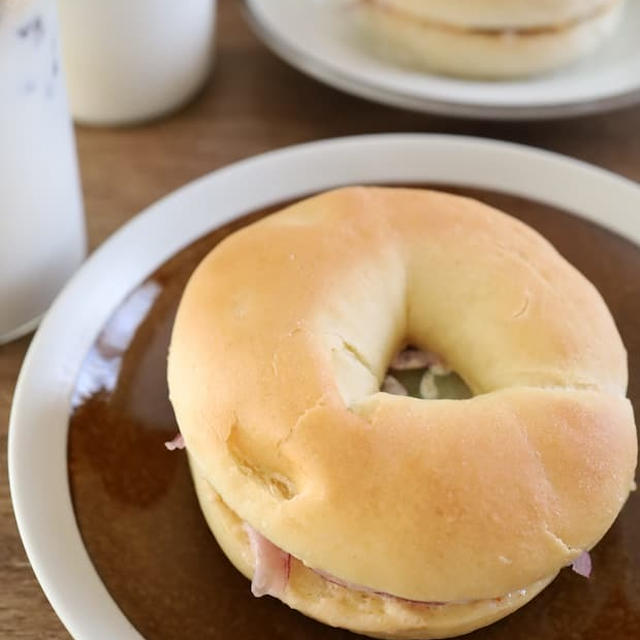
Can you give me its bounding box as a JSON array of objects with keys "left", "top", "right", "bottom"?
[{"left": 383, "top": 346, "right": 472, "bottom": 400}]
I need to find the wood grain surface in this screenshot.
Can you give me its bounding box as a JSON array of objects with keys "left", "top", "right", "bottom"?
[{"left": 1, "top": 1, "right": 640, "bottom": 638}]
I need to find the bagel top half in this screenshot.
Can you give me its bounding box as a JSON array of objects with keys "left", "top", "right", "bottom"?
[{"left": 168, "top": 187, "right": 637, "bottom": 604}]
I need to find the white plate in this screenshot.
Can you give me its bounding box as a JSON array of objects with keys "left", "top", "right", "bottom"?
[
  {"left": 8, "top": 134, "right": 640, "bottom": 639},
  {"left": 244, "top": 0, "right": 640, "bottom": 119}
]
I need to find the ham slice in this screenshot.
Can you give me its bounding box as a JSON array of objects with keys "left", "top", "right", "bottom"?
[
  {"left": 312, "top": 568, "right": 448, "bottom": 606},
  {"left": 390, "top": 348, "right": 441, "bottom": 371},
  {"left": 244, "top": 523, "right": 291, "bottom": 597},
  {"left": 240, "top": 518, "right": 592, "bottom": 602},
  {"left": 240, "top": 524, "right": 557, "bottom": 607},
  {"left": 164, "top": 433, "right": 185, "bottom": 450},
  {"left": 242, "top": 525, "right": 455, "bottom": 606},
  {"left": 571, "top": 551, "right": 592, "bottom": 578}
]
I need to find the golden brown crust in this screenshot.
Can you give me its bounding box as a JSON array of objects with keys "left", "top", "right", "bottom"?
[{"left": 168, "top": 187, "right": 637, "bottom": 635}]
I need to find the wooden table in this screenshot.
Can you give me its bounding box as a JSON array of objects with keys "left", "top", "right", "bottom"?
[{"left": 1, "top": 1, "right": 639, "bottom": 637}]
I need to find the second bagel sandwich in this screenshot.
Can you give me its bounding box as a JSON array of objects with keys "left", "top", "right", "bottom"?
[{"left": 357, "top": 0, "right": 624, "bottom": 78}]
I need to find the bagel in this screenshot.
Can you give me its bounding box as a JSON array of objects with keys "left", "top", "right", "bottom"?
[
  {"left": 167, "top": 187, "right": 637, "bottom": 638},
  {"left": 356, "top": 0, "right": 624, "bottom": 78}
]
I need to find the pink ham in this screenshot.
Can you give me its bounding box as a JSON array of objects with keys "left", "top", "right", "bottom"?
[
  {"left": 164, "top": 433, "right": 185, "bottom": 450},
  {"left": 390, "top": 348, "right": 442, "bottom": 371},
  {"left": 244, "top": 523, "right": 291, "bottom": 598},
  {"left": 242, "top": 524, "right": 448, "bottom": 606},
  {"left": 312, "top": 568, "right": 447, "bottom": 606},
  {"left": 240, "top": 525, "right": 579, "bottom": 605},
  {"left": 571, "top": 551, "right": 592, "bottom": 578}
]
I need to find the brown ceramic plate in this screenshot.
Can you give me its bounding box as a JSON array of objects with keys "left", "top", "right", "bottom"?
[
  {"left": 9, "top": 137, "right": 640, "bottom": 640},
  {"left": 68, "top": 184, "right": 640, "bottom": 640}
]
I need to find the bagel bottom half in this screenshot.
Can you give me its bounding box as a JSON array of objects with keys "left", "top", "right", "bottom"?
[{"left": 190, "top": 456, "right": 555, "bottom": 640}]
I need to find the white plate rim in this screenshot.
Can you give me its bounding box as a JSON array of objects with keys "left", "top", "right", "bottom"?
[
  {"left": 8, "top": 133, "right": 640, "bottom": 640},
  {"left": 243, "top": 0, "right": 640, "bottom": 120}
]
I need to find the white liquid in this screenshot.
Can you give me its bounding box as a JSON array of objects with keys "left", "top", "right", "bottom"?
[
  {"left": 0, "top": 0, "right": 85, "bottom": 344},
  {"left": 57, "top": 0, "right": 216, "bottom": 125}
]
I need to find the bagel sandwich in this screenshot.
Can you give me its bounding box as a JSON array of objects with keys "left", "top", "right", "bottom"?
[
  {"left": 356, "top": 0, "right": 624, "bottom": 78},
  {"left": 167, "top": 187, "right": 637, "bottom": 639}
]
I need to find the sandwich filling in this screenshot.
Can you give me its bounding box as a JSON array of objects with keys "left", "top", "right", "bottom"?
[
  {"left": 382, "top": 346, "right": 471, "bottom": 400},
  {"left": 243, "top": 522, "right": 591, "bottom": 605}
]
